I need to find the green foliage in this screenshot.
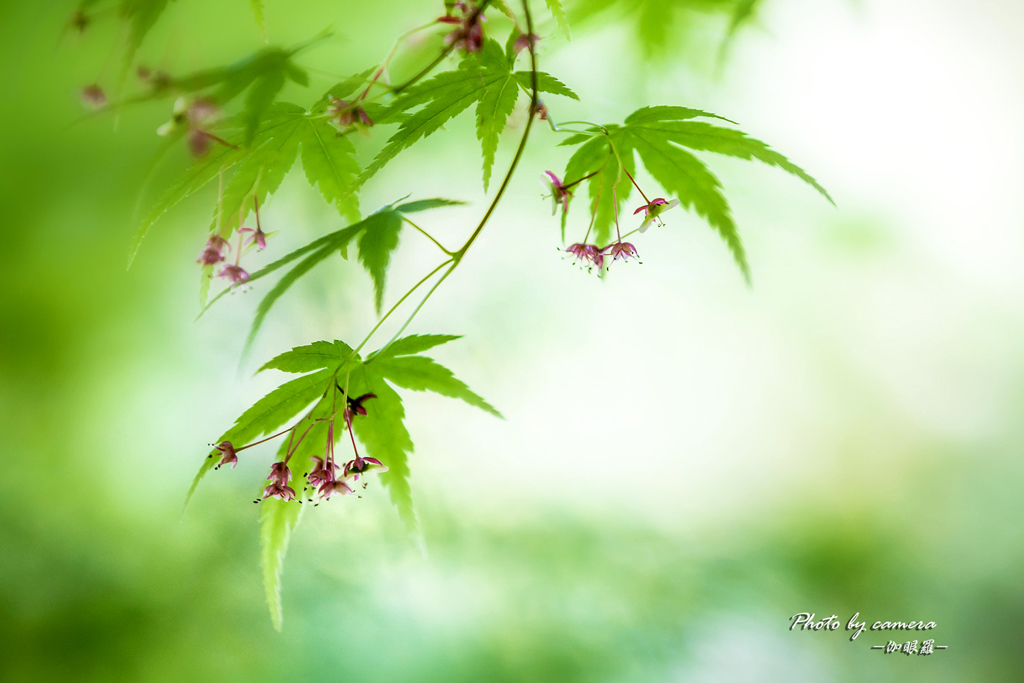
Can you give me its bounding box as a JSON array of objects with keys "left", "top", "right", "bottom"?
[
  {"left": 168, "top": 41, "right": 316, "bottom": 106},
  {"left": 129, "top": 132, "right": 247, "bottom": 267},
  {"left": 212, "top": 104, "right": 305, "bottom": 239},
  {"left": 567, "top": 0, "right": 765, "bottom": 59},
  {"left": 560, "top": 106, "right": 831, "bottom": 281},
  {"left": 544, "top": 0, "right": 571, "bottom": 39},
  {"left": 259, "top": 339, "right": 356, "bottom": 374},
  {"left": 249, "top": 0, "right": 267, "bottom": 41},
  {"left": 197, "top": 201, "right": 461, "bottom": 352},
  {"left": 356, "top": 209, "right": 404, "bottom": 314},
  {"left": 367, "top": 333, "right": 462, "bottom": 360},
  {"left": 183, "top": 369, "right": 331, "bottom": 510},
  {"left": 120, "top": 0, "right": 170, "bottom": 79},
  {"left": 395, "top": 198, "right": 466, "bottom": 214},
  {"left": 727, "top": 0, "right": 761, "bottom": 38},
  {"left": 298, "top": 115, "right": 361, "bottom": 222},
  {"left": 371, "top": 355, "right": 503, "bottom": 417},
  {"left": 363, "top": 39, "right": 577, "bottom": 190},
  {"left": 242, "top": 221, "right": 364, "bottom": 353},
  {"left": 476, "top": 71, "right": 520, "bottom": 190},
  {"left": 351, "top": 364, "right": 418, "bottom": 532},
  {"left": 259, "top": 496, "right": 301, "bottom": 632},
  {"left": 241, "top": 68, "right": 286, "bottom": 144},
  {"left": 108, "top": 0, "right": 834, "bottom": 637},
  {"left": 135, "top": 102, "right": 363, "bottom": 278},
  {"left": 184, "top": 334, "right": 501, "bottom": 626}
]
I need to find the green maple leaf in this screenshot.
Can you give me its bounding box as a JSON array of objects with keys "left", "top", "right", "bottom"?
[
  {"left": 186, "top": 334, "right": 499, "bottom": 628},
  {"left": 128, "top": 126, "right": 248, "bottom": 267},
  {"left": 200, "top": 200, "right": 464, "bottom": 353},
  {"left": 259, "top": 496, "right": 300, "bottom": 632},
  {"left": 544, "top": 0, "right": 571, "bottom": 39},
  {"left": 183, "top": 368, "right": 332, "bottom": 510},
  {"left": 210, "top": 104, "right": 306, "bottom": 240},
  {"left": 249, "top": 0, "right": 267, "bottom": 41},
  {"left": 350, "top": 363, "right": 418, "bottom": 533},
  {"left": 299, "top": 115, "right": 362, "bottom": 222},
  {"left": 371, "top": 354, "right": 502, "bottom": 418},
  {"left": 134, "top": 101, "right": 364, "bottom": 284},
  {"left": 560, "top": 105, "right": 832, "bottom": 282},
  {"left": 119, "top": 0, "right": 171, "bottom": 81},
  {"left": 364, "top": 39, "right": 578, "bottom": 190}
]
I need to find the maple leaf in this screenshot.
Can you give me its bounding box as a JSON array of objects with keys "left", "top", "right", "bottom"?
[
  {"left": 185, "top": 333, "right": 500, "bottom": 629},
  {"left": 560, "top": 105, "right": 832, "bottom": 282},
  {"left": 363, "top": 39, "right": 578, "bottom": 191},
  {"left": 199, "top": 199, "right": 466, "bottom": 352}
]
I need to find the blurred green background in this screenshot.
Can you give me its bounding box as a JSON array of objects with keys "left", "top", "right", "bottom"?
[{"left": 2, "top": 0, "right": 1023, "bottom": 680}]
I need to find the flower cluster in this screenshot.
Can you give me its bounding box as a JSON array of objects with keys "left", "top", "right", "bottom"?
[
  {"left": 196, "top": 235, "right": 231, "bottom": 266},
  {"left": 209, "top": 389, "right": 388, "bottom": 506},
  {"left": 438, "top": 1, "right": 486, "bottom": 54},
  {"left": 548, "top": 166, "right": 678, "bottom": 272},
  {"left": 195, "top": 196, "right": 273, "bottom": 287},
  {"left": 262, "top": 461, "right": 296, "bottom": 502},
  {"left": 195, "top": 234, "right": 249, "bottom": 286},
  {"left": 565, "top": 240, "right": 639, "bottom": 271}
]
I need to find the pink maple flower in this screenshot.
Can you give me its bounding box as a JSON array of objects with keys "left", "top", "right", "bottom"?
[
  {"left": 238, "top": 225, "right": 267, "bottom": 250},
  {"left": 196, "top": 235, "right": 230, "bottom": 265},
  {"left": 439, "top": 1, "right": 486, "bottom": 53},
  {"left": 213, "top": 441, "right": 238, "bottom": 469},
  {"left": 218, "top": 264, "right": 249, "bottom": 286},
  {"left": 268, "top": 461, "right": 292, "bottom": 487},
  {"left": 317, "top": 478, "right": 354, "bottom": 501},
  {"left": 261, "top": 482, "right": 297, "bottom": 502},
  {"left": 344, "top": 392, "right": 377, "bottom": 419},
  {"left": 566, "top": 242, "right": 604, "bottom": 270},
  {"left": 543, "top": 171, "right": 572, "bottom": 216},
  {"left": 603, "top": 242, "right": 639, "bottom": 262},
  {"left": 513, "top": 32, "right": 540, "bottom": 56},
  {"left": 633, "top": 197, "right": 680, "bottom": 233},
  {"left": 307, "top": 455, "right": 339, "bottom": 489},
  {"left": 328, "top": 97, "right": 373, "bottom": 134},
  {"left": 344, "top": 456, "right": 388, "bottom": 481}
]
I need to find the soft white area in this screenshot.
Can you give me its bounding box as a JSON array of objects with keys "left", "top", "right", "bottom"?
[{"left": 377, "top": 0, "right": 1024, "bottom": 529}]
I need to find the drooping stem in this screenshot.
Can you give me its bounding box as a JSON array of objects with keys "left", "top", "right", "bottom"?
[
  {"left": 451, "top": 0, "right": 539, "bottom": 263},
  {"left": 235, "top": 425, "right": 297, "bottom": 452},
  {"left": 403, "top": 216, "right": 452, "bottom": 255},
  {"left": 582, "top": 186, "right": 602, "bottom": 244},
  {"left": 620, "top": 166, "right": 650, "bottom": 205},
  {"left": 378, "top": 263, "right": 456, "bottom": 353},
  {"left": 201, "top": 131, "right": 240, "bottom": 151},
  {"left": 344, "top": 411, "right": 361, "bottom": 462},
  {"left": 561, "top": 169, "right": 601, "bottom": 191},
  {"left": 547, "top": 118, "right": 609, "bottom": 135},
  {"left": 352, "top": 258, "right": 454, "bottom": 357},
  {"left": 612, "top": 185, "right": 622, "bottom": 243},
  {"left": 283, "top": 419, "right": 323, "bottom": 464}
]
